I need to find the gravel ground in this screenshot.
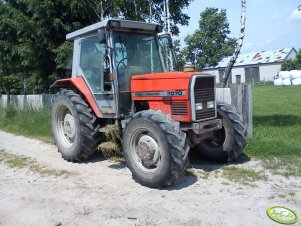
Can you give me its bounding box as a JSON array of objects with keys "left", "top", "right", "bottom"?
[{"left": 0, "top": 130, "right": 300, "bottom": 226}]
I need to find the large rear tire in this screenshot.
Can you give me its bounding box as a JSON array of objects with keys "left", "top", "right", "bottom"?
[
  {"left": 51, "top": 90, "right": 101, "bottom": 162},
  {"left": 195, "top": 103, "right": 246, "bottom": 162},
  {"left": 122, "top": 110, "right": 189, "bottom": 188}
]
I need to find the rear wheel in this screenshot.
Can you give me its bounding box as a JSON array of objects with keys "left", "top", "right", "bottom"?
[
  {"left": 51, "top": 90, "right": 101, "bottom": 161},
  {"left": 122, "top": 110, "right": 189, "bottom": 187},
  {"left": 195, "top": 103, "right": 246, "bottom": 162}
]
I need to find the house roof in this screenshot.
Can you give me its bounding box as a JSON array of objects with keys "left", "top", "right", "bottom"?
[{"left": 205, "top": 47, "right": 296, "bottom": 69}]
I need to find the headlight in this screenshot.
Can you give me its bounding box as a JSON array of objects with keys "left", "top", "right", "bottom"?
[
  {"left": 195, "top": 103, "right": 203, "bottom": 110},
  {"left": 207, "top": 101, "right": 215, "bottom": 109}
]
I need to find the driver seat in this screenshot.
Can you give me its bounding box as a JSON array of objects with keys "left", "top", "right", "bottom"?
[{"left": 120, "top": 66, "right": 146, "bottom": 92}]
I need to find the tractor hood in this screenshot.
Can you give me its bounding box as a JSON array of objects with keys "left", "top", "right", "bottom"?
[
  {"left": 131, "top": 71, "right": 215, "bottom": 123},
  {"left": 131, "top": 71, "right": 213, "bottom": 101},
  {"left": 131, "top": 71, "right": 210, "bottom": 80}
]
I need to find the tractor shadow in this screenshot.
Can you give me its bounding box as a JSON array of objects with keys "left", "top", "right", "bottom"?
[
  {"left": 163, "top": 152, "right": 251, "bottom": 191},
  {"left": 79, "top": 150, "right": 251, "bottom": 190},
  {"left": 188, "top": 150, "right": 251, "bottom": 172},
  {"left": 78, "top": 152, "right": 109, "bottom": 164},
  {"left": 162, "top": 175, "right": 198, "bottom": 190},
  {"left": 79, "top": 153, "right": 127, "bottom": 169}
]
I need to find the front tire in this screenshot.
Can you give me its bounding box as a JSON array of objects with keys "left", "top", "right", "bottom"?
[
  {"left": 122, "top": 110, "right": 189, "bottom": 188},
  {"left": 51, "top": 90, "right": 101, "bottom": 161},
  {"left": 195, "top": 103, "right": 246, "bottom": 162}
]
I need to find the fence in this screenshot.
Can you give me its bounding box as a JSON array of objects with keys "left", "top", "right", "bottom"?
[
  {"left": 0, "top": 84, "right": 252, "bottom": 137},
  {"left": 0, "top": 94, "right": 54, "bottom": 109}
]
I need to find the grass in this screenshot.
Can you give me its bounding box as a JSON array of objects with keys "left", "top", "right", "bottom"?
[
  {"left": 222, "top": 166, "right": 267, "bottom": 185},
  {"left": 261, "top": 156, "right": 301, "bottom": 177},
  {"left": 0, "top": 149, "right": 69, "bottom": 176},
  {"left": 0, "top": 105, "right": 52, "bottom": 143},
  {"left": 185, "top": 167, "right": 197, "bottom": 177},
  {"left": 244, "top": 84, "right": 301, "bottom": 177},
  {"left": 245, "top": 85, "right": 301, "bottom": 157},
  {"left": 108, "top": 156, "right": 126, "bottom": 164}
]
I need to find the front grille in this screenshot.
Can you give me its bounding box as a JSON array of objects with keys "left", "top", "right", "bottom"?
[
  {"left": 171, "top": 102, "right": 188, "bottom": 115},
  {"left": 193, "top": 76, "right": 216, "bottom": 121},
  {"left": 194, "top": 88, "right": 215, "bottom": 102},
  {"left": 196, "top": 108, "right": 215, "bottom": 119}
]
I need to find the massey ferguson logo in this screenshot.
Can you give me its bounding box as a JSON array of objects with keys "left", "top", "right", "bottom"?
[{"left": 132, "top": 90, "right": 186, "bottom": 97}]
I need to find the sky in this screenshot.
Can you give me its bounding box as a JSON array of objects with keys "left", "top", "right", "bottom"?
[{"left": 177, "top": 0, "right": 301, "bottom": 53}]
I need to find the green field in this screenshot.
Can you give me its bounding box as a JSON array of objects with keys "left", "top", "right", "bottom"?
[
  {"left": 245, "top": 85, "right": 301, "bottom": 157},
  {"left": 0, "top": 84, "right": 300, "bottom": 158}
]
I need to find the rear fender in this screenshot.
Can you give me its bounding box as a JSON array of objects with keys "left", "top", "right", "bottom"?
[{"left": 51, "top": 77, "right": 102, "bottom": 117}]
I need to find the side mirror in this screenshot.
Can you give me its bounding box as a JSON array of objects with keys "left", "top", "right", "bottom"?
[
  {"left": 97, "top": 29, "right": 106, "bottom": 44},
  {"left": 159, "top": 34, "right": 173, "bottom": 48}
]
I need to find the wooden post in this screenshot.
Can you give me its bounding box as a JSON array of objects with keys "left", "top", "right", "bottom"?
[
  {"left": 217, "top": 85, "right": 253, "bottom": 139},
  {"left": 242, "top": 85, "right": 253, "bottom": 138}
]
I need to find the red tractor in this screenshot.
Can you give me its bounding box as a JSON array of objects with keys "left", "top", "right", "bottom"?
[{"left": 51, "top": 19, "right": 246, "bottom": 187}]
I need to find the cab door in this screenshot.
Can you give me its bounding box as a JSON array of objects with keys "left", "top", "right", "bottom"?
[{"left": 74, "top": 35, "right": 117, "bottom": 118}]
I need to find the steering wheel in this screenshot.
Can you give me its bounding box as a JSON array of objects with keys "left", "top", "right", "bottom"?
[{"left": 117, "top": 57, "right": 128, "bottom": 74}]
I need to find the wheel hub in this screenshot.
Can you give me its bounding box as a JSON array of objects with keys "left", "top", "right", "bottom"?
[
  {"left": 63, "top": 113, "right": 75, "bottom": 140},
  {"left": 136, "top": 135, "right": 160, "bottom": 166}
]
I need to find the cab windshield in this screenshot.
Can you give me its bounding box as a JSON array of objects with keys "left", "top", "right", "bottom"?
[
  {"left": 113, "top": 32, "right": 163, "bottom": 92},
  {"left": 113, "top": 31, "right": 163, "bottom": 116}
]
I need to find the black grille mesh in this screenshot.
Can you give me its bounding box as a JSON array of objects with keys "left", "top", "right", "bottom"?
[
  {"left": 171, "top": 102, "right": 188, "bottom": 115},
  {"left": 194, "top": 76, "right": 215, "bottom": 121}
]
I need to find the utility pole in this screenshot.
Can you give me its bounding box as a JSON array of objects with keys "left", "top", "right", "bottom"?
[
  {"left": 100, "top": 1, "right": 104, "bottom": 20},
  {"left": 163, "top": 0, "right": 167, "bottom": 32},
  {"left": 162, "top": 0, "right": 174, "bottom": 71},
  {"left": 163, "top": 0, "right": 171, "bottom": 33},
  {"left": 148, "top": 0, "right": 153, "bottom": 22},
  {"left": 166, "top": 0, "right": 171, "bottom": 34}
]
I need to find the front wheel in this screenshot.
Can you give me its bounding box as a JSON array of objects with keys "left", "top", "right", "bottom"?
[
  {"left": 122, "top": 110, "right": 189, "bottom": 188},
  {"left": 195, "top": 103, "right": 246, "bottom": 162}
]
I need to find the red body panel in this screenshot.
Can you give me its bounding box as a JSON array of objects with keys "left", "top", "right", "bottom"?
[
  {"left": 131, "top": 72, "right": 210, "bottom": 122},
  {"left": 51, "top": 77, "right": 102, "bottom": 117}
]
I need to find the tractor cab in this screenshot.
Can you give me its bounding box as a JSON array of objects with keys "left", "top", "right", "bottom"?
[{"left": 65, "top": 19, "right": 175, "bottom": 118}]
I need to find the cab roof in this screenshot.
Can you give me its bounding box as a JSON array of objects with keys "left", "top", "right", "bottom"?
[{"left": 66, "top": 19, "right": 163, "bottom": 41}]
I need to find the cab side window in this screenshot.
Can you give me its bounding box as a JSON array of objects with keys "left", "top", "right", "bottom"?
[{"left": 80, "top": 36, "right": 105, "bottom": 92}]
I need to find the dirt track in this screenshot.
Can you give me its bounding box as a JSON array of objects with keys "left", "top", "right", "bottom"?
[{"left": 0, "top": 130, "right": 300, "bottom": 226}]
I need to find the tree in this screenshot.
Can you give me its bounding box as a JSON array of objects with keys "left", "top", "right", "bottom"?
[
  {"left": 221, "top": 0, "right": 246, "bottom": 88},
  {"left": 0, "top": 0, "right": 194, "bottom": 98},
  {"left": 0, "top": 0, "right": 96, "bottom": 95},
  {"left": 184, "top": 7, "right": 237, "bottom": 71},
  {"left": 173, "top": 40, "right": 186, "bottom": 70},
  {"left": 114, "top": 0, "right": 193, "bottom": 35},
  {"left": 281, "top": 49, "right": 301, "bottom": 70}
]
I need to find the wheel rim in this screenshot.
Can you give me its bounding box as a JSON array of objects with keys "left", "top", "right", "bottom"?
[
  {"left": 55, "top": 105, "right": 76, "bottom": 149},
  {"left": 129, "top": 128, "right": 161, "bottom": 174}
]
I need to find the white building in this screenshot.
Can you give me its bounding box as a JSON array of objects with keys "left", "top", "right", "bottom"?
[{"left": 203, "top": 47, "right": 297, "bottom": 84}]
